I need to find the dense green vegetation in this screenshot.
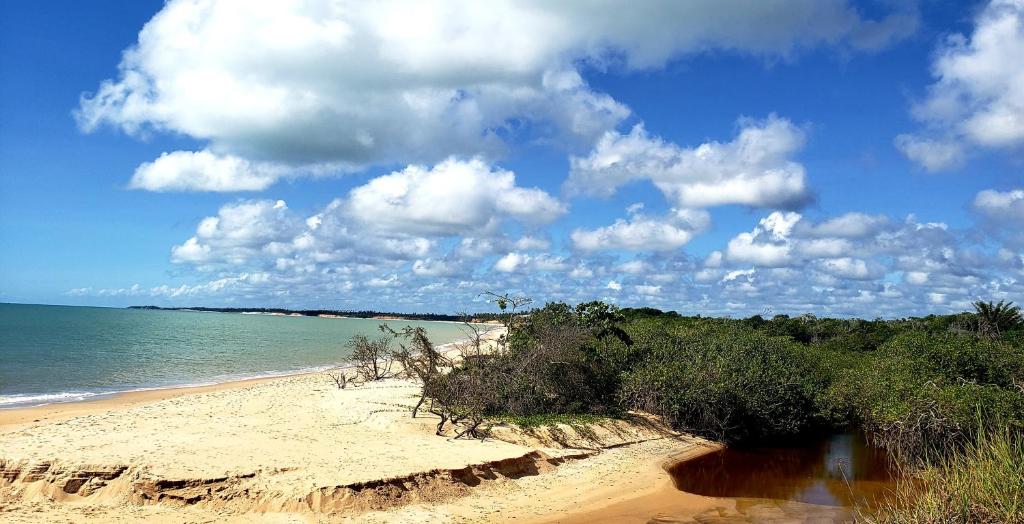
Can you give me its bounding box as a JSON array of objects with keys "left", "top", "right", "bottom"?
[
  {"left": 620, "top": 319, "right": 820, "bottom": 443},
  {"left": 362, "top": 297, "right": 1022, "bottom": 519},
  {"left": 491, "top": 413, "right": 610, "bottom": 429},
  {"left": 442, "top": 299, "right": 1023, "bottom": 458}
]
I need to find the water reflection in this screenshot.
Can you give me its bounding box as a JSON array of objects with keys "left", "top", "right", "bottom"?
[{"left": 668, "top": 433, "right": 897, "bottom": 508}]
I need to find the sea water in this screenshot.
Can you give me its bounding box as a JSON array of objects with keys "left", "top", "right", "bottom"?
[{"left": 0, "top": 303, "right": 474, "bottom": 407}]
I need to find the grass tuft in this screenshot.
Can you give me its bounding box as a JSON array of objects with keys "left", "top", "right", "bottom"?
[
  {"left": 491, "top": 413, "right": 612, "bottom": 428},
  {"left": 860, "top": 429, "right": 1024, "bottom": 524}
]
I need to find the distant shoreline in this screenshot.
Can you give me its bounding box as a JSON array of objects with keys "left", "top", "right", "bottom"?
[{"left": 128, "top": 305, "right": 503, "bottom": 324}]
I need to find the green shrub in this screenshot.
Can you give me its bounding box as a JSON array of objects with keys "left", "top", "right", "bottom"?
[
  {"left": 619, "top": 323, "right": 818, "bottom": 443},
  {"left": 821, "top": 332, "right": 1024, "bottom": 459},
  {"left": 422, "top": 299, "right": 1024, "bottom": 479},
  {"left": 477, "top": 301, "right": 634, "bottom": 417}
]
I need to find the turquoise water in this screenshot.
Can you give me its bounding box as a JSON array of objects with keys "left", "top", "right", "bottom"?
[{"left": 0, "top": 303, "right": 474, "bottom": 407}]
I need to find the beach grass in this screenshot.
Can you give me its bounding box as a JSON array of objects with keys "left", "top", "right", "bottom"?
[
  {"left": 859, "top": 429, "right": 1024, "bottom": 524},
  {"left": 492, "top": 413, "right": 614, "bottom": 428}
]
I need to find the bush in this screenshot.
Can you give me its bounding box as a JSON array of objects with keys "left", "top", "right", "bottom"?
[
  {"left": 423, "top": 364, "right": 490, "bottom": 438},
  {"left": 385, "top": 325, "right": 450, "bottom": 417},
  {"left": 821, "top": 332, "right": 1024, "bottom": 459},
  {"left": 484, "top": 301, "right": 633, "bottom": 416},
  {"left": 619, "top": 323, "right": 818, "bottom": 443},
  {"left": 401, "top": 298, "right": 1024, "bottom": 476}
]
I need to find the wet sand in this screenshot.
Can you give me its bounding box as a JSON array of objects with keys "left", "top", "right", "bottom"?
[{"left": 0, "top": 375, "right": 285, "bottom": 430}]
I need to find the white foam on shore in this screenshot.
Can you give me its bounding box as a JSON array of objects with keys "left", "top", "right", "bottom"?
[
  {"left": 0, "top": 365, "right": 341, "bottom": 409},
  {"left": 0, "top": 391, "right": 102, "bottom": 407}
]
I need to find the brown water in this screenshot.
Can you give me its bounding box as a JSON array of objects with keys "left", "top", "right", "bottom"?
[{"left": 668, "top": 433, "right": 899, "bottom": 509}]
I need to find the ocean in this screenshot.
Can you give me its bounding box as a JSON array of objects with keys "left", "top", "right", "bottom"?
[{"left": 0, "top": 303, "right": 475, "bottom": 408}]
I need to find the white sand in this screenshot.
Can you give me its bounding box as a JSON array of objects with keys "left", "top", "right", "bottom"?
[{"left": 0, "top": 328, "right": 719, "bottom": 523}]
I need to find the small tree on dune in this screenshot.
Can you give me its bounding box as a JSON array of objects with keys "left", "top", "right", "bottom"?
[
  {"left": 347, "top": 332, "right": 395, "bottom": 381},
  {"left": 972, "top": 300, "right": 1022, "bottom": 339},
  {"left": 423, "top": 366, "right": 490, "bottom": 438},
  {"left": 482, "top": 291, "right": 532, "bottom": 354},
  {"left": 453, "top": 313, "right": 489, "bottom": 362},
  {"left": 382, "top": 324, "right": 449, "bottom": 417}
]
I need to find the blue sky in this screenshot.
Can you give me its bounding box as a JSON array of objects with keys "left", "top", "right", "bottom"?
[{"left": 1, "top": 0, "right": 1022, "bottom": 316}]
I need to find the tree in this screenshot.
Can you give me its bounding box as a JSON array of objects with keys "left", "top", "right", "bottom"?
[
  {"left": 482, "top": 291, "right": 532, "bottom": 353},
  {"left": 452, "top": 314, "right": 491, "bottom": 364},
  {"left": 424, "top": 366, "right": 490, "bottom": 438},
  {"left": 972, "top": 300, "right": 1022, "bottom": 339},
  {"left": 347, "top": 332, "right": 395, "bottom": 381},
  {"left": 456, "top": 300, "right": 633, "bottom": 417},
  {"left": 383, "top": 324, "right": 449, "bottom": 417},
  {"left": 575, "top": 300, "right": 632, "bottom": 345}
]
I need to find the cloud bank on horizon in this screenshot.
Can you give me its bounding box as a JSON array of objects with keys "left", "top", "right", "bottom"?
[{"left": 66, "top": 0, "right": 1024, "bottom": 317}]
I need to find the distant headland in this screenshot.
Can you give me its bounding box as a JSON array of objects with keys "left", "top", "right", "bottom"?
[{"left": 127, "top": 305, "right": 499, "bottom": 323}]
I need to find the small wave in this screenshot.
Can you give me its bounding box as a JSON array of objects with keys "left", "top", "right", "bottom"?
[
  {"left": 0, "top": 366, "right": 344, "bottom": 409},
  {"left": 0, "top": 391, "right": 102, "bottom": 407}
]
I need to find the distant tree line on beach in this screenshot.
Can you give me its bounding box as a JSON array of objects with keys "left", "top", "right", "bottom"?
[{"left": 128, "top": 305, "right": 504, "bottom": 323}]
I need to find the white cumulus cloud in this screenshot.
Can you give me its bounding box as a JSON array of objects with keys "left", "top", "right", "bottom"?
[
  {"left": 130, "top": 150, "right": 293, "bottom": 192},
  {"left": 899, "top": 0, "right": 1024, "bottom": 169},
  {"left": 570, "top": 209, "right": 708, "bottom": 252},
  {"left": 972, "top": 187, "right": 1024, "bottom": 247},
  {"left": 171, "top": 200, "right": 300, "bottom": 264},
  {"left": 345, "top": 157, "right": 566, "bottom": 237},
  {"left": 493, "top": 252, "right": 566, "bottom": 273},
  {"left": 78, "top": 0, "right": 916, "bottom": 191},
  {"left": 801, "top": 212, "right": 890, "bottom": 238},
  {"left": 567, "top": 116, "right": 810, "bottom": 209},
  {"left": 726, "top": 211, "right": 802, "bottom": 267},
  {"left": 893, "top": 135, "right": 966, "bottom": 172},
  {"left": 973, "top": 188, "right": 1024, "bottom": 222}
]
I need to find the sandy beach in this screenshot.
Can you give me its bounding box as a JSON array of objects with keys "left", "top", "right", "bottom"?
[{"left": 0, "top": 329, "right": 731, "bottom": 523}]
